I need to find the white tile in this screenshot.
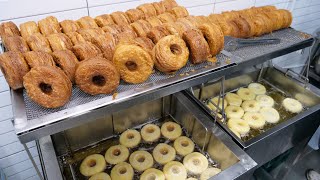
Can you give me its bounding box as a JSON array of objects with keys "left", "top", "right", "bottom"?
[
  {"left": 215, "top": 0, "right": 235, "bottom": 3},
  {"left": 0, "top": 146, "right": 38, "bottom": 168},
  {"left": 293, "top": 4, "right": 320, "bottom": 17},
  {"left": 0, "top": 91, "right": 11, "bottom": 107},
  {"left": 0, "top": 77, "right": 9, "bottom": 92},
  {"left": 255, "top": 0, "right": 289, "bottom": 6},
  {"left": 292, "top": 11, "right": 320, "bottom": 26},
  {"left": 214, "top": 0, "right": 255, "bottom": 13},
  {"left": 1, "top": 8, "right": 88, "bottom": 27},
  {"left": 294, "top": 0, "right": 320, "bottom": 9},
  {"left": 0, "top": 141, "right": 36, "bottom": 159},
  {"left": 3, "top": 156, "right": 40, "bottom": 177},
  {"left": 25, "top": 175, "right": 41, "bottom": 180},
  {"left": 7, "top": 166, "right": 43, "bottom": 180},
  {"left": 0, "top": 0, "right": 87, "bottom": 20},
  {"left": 293, "top": 18, "right": 320, "bottom": 31},
  {"left": 88, "top": 1, "right": 142, "bottom": 17},
  {"left": 187, "top": 4, "right": 215, "bottom": 16},
  {"left": 177, "top": 0, "right": 214, "bottom": 8},
  {"left": 87, "top": 0, "right": 140, "bottom": 8},
  {"left": 0, "top": 131, "right": 18, "bottom": 146},
  {"left": 0, "top": 105, "right": 13, "bottom": 122},
  {"left": 0, "top": 119, "right": 13, "bottom": 134}
]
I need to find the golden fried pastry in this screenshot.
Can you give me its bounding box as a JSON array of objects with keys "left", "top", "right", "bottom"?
[
  {"left": 77, "top": 28, "right": 105, "bottom": 42},
  {"left": 152, "top": 2, "right": 166, "bottom": 15},
  {"left": 208, "top": 14, "right": 233, "bottom": 36},
  {"left": 26, "top": 33, "right": 52, "bottom": 53},
  {"left": 119, "top": 129, "right": 141, "bottom": 148},
  {"left": 110, "top": 11, "right": 130, "bottom": 25},
  {"left": 65, "top": 32, "right": 86, "bottom": 45},
  {"left": 153, "top": 35, "right": 189, "bottom": 73},
  {"left": 137, "top": 3, "right": 157, "bottom": 18},
  {"left": 114, "top": 32, "right": 136, "bottom": 44},
  {"left": 256, "top": 13, "right": 273, "bottom": 34},
  {"left": 182, "top": 29, "right": 210, "bottom": 64},
  {"left": 71, "top": 42, "right": 102, "bottom": 61},
  {"left": 153, "top": 143, "right": 176, "bottom": 164},
  {"left": 91, "top": 33, "right": 116, "bottom": 61},
  {"left": 250, "top": 16, "right": 265, "bottom": 36},
  {"left": 102, "top": 24, "right": 122, "bottom": 35},
  {"left": 0, "top": 21, "right": 20, "bottom": 38},
  {"left": 2, "top": 36, "right": 30, "bottom": 52},
  {"left": 0, "top": 52, "right": 29, "bottom": 90},
  {"left": 77, "top": 16, "right": 99, "bottom": 29},
  {"left": 183, "top": 152, "right": 208, "bottom": 174},
  {"left": 169, "top": 6, "right": 189, "bottom": 18},
  {"left": 115, "top": 25, "right": 138, "bottom": 41},
  {"left": 38, "top": 16, "right": 61, "bottom": 35},
  {"left": 161, "top": 121, "right": 182, "bottom": 140},
  {"left": 94, "top": 14, "right": 114, "bottom": 27},
  {"left": 80, "top": 154, "right": 106, "bottom": 177},
  {"left": 184, "top": 16, "right": 200, "bottom": 27},
  {"left": 146, "top": 16, "right": 163, "bottom": 27},
  {"left": 198, "top": 23, "right": 224, "bottom": 56},
  {"left": 121, "top": 37, "right": 154, "bottom": 56},
  {"left": 158, "top": 13, "right": 176, "bottom": 23},
  {"left": 173, "top": 136, "right": 194, "bottom": 156},
  {"left": 19, "top": 21, "right": 40, "bottom": 39},
  {"left": 195, "top": 16, "right": 211, "bottom": 24},
  {"left": 163, "top": 161, "right": 187, "bottom": 180},
  {"left": 173, "top": 21, "right": 193, "bottom": 37},
  {"left": 130, "top": 20, "right": 152, "bottom": 37},
  {"left": 162, "top": 0, "right": 178, "bottom": 11},
  {"left": 47, "top": 33, "right": 73, "bottom": 51},
  {"left": 222, "top": 11, "right": 239, "bottom": 21},
  {"left": 23, "top": 51, "right": 55, "bottom": 68},
  {"left": 89, "top": 172, "right": 111, "bottom": 180},
  {"left": 177, "top": 18, "right": 196, "bottom": 29},
  {"left": 113, "top": 44, "right": 153, "bottom": 84},
  {"left": 75, "top": 57, "right": 120, "bottom": 95},
  {"left": 52, "top": 50, "right": 78, "bottom": 82},
  {"left": 141, "top": 124, "right": 161, "bottom": 142},
  {"left": 111, "top": 162, "right": 134, "bottom": 180},
  {"left": 23, "top": 66, "right": 72, "bottom": 108},
  {"left": 239, "top": 15, "right": 256, "bottom": 37},
  {"left": 125, "top": 9, "right": 145, "bottom": 23},
  {"left": 105, "top": 145, "right": 129, "bottom": 165},
  {"left": 232, "top": 17, "right": 251, "bottom": 38},
  {"left": 60, "top": 20, "right": 80, "bottom": 33},
  {"left": 278, "top": 9, "right": 292, "bottom": 28},
  {"left": 147, "top": 26, "right": 170, "bottom": 44},
  {"left": 162, "top": 23, "right": 180, "bottom": 36},
  {"left": 141, "top": 168, "right": 165, "bottom": 180},
  {"left": 257, "top": 5, "right": 277, "bottom": 12},
  {"left": 129, "top": 150, "right": 154, "bottom": 171}
]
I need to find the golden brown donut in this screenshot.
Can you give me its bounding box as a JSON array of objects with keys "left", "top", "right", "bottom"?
[
  {"left": 111, "top": 11, "right": 130, "bottom": 25},
  {"left": 77, "top": 16, "right": 99, "bottom": 29},
  {"left": 195, "top": 16, "right": 211, "bottom": 24},
  {"left": 125, "top": 9, "right": 145, "bottom": 23},
  {"left": 2, "top": 36, "right": 30, "bottom": 52},
  {"left": 19, "top": 21, "right": 40, "bottom": 39},
  {"left": 130, "top": 20, "right": 152, "bottom": 37},
  {"left": 23, "top": 66, "right": 72, "bottom": 108},
  {"left": 264, "top": 11, "right": 283, "bottom": 31},
  {"left": 65, "top": 32, "right": 86, "bottom": 45},
  {"left": 239, "top": 15, "right": 256, "bottom": 37},
  {"left": 52, "top": 50, "right": 78, "bottom": 82},
  {"left": 208, "top": 14, "right": 233, "bottom": 36},
  {"left": 198, "top": 23, "right": 224, "bottom": 56},
  {"left": 169, "top": 6, "right": 189, "bottom": 19},
  {"left": 60, "top": 20, "right": 80, "bottom": 33},
  {"left": 26, "top": 33, "right": 52, "bottom": 53},
  {"left": 94, "top": 14, "right": 115, "bottom": 27},
  {"left": 153, "top": 35, "right": 189, "bottom": 73},
  {"left": 137, "top": 3, "right": 157, "bottom": 19},
  {"left": 75, "top": 57, "right": 120, "bottom": 95},
  {"left": 113, "top": 44, "right": 153, "bottom": 84},
  {"left": 152, "top": 2, "right": 166, "bottom": 15},
  {"left": 146, "top": 16, "right": 163, "bottom": 27},
  {"left": 23, "top": 51, "right": 55, "bottom": 68},
  {"left": 147, "top": 26, "right": 170, "bottom": 44},
  {"left": 114, "top": 32, "right": 137, "bottom": 44},
  {"left": 91, "top": 33, "right": 116, "bottom": 61},
  {"left": 120, "top": 37, "right": 155, "bottom": 56},
  {"left": 228, "top": 20, "right": 241, "bottom": 38},
  {"left": 77, "top": 28, "right": 105, "bottom": 42},
  {"left": 38, "top": 16, "right": 61, "bottom": 35},
  {"left": 162, "top": 23, "right": 180, "bottom": 36},
  {"left": 71, "top": 42, "right": 102, "bottom": 61},
  {"left": 101, "top": 24, "right": 122, "bottom": 35},
  {"left": 258, "top": 5, "right": 277, "bottom": 12},
  {"left": 251, "top": 16, "right": 265, "bottom": 36},
  {"left": 158, "top": 13, "right": 176, "bottom": 23},
  {"left": 119, "top": 25, "right": 137, "bottom": 36},
  {"left": 184, "top": 16, "right": 200, "bottom": 27},
  {"left": 47, "top": 33, "right": 73, "bottom": 51},
  {"left": 174, "top": 21, "right": 193, "bottom": 37},
  {"left": 182, "top": 29, "right": 210, "bottom": 64},
  {"left": 0, "top": 52, "right": 29, "bottom": 90},
  {"left": 177, "top": 18, "right": 196, "bottom": 29},
  {"left": 162, "top": 0, "right": 178, "bottom": 11},
  {"left": 232, "top": 17, "right": 251, "bottom": 38},
  {"left": 222, "top": 11, "right": 239, "bottom": 21},
  {"left": 256, "top": 14, "right": 273, "bottom": 34},
  {"left": 278, "top": 9, "right": 292, "bottom": 28},
  {"left": 0, "top": 21, "right": 20, "bottom": 38}
]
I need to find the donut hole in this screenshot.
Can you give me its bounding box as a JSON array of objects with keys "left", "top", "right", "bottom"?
[
  {"left": 119, "top": 167, "right": 127, "bottom": 174},
  {"left": 232, "top": 109, "right": 237, "bottom": 113},
  {"left": 112, "top": 149, "right": 121, "bottom": 156},
  {"left": 181, "top": 140, "right": 189, "bottom": 147},
  {"left": 166, "top": 124, "right": 175, "bottom": 132},
  {"left": 252, "top": 115, "right": 258, "bottom": 120},
  {"left": 39, "top": 82, "right": 53, "bottom": 94},
  {"left": 125, "top": 61, "right": 138, "bottom": 71},
  {"left": 170, "top": 44, "right": 182, "bottom": 55},
  {"left": 160, "top": 148, "right": 168, "bottom": 155},
  {"left": 126, "top": 133, "right": 135, "bottom": 139},
  {"left": 92, "top": 75, "right": 106, "bottom": 86},
  {"left": 245, "top": 92, "right": 250, "bottom": 95},
  {"left": 147, "top": 174, "right": 156, "bottom": 180},
  {"left": 137, "top": 155, "right": 145, "bottom": 163},
  {"left": 146, "top": 127, "right": 155, "bottom": 133},
  {"left": 249, "top": 104, "right": 254, "bottom": 108},
  {"left": 192, "top": 159, "right": 200, "bottom": 166},
  {"left": 87, "top": 159, "right": 96, "bottom": 167},
  {"left": 172, "top": 167, "right": 180, "bottom": 174}
]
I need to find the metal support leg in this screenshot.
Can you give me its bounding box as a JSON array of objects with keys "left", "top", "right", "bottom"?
[{"left": 23, "top": 143, "right": 44, "bottom": 180}]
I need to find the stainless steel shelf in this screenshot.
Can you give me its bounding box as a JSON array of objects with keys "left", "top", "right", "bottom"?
[{"left": 11, "top": 28, "right": 314, "bottom": 143}]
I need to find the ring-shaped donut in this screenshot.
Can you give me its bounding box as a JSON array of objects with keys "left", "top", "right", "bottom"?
[
  {"left": 129, "top": 150, "right": 154, "bottom": 171},
  {"left": 141, "top": 124, "right": 161, "bottom": 142},
  {"left": 153, "top": 143, "right": 176, "bottom": 164},
  {"left": 105, "top": 145, "right": 129, "bottom": 165},
  {"left": 198, "top": 23, "right": 224, "bottom": 56},
  {"left": 161, "top": 121, "right": 182, "bottom": 140},
  {"left": 119, "top": 129, "right": 141, "bottom": 148},
  {"left": 52, "top": 50, "right": 78, "bottom": 83},
  {"left": 80, "top": 154, "right": 106, "bottom": 177},
  {"left": 110, "top": 162, "right": 134, "bottom": 180}
]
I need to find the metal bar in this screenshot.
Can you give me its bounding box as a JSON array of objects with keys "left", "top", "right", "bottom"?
[{"left": 23, "top": 143, "right": 44, "bottom": 180}]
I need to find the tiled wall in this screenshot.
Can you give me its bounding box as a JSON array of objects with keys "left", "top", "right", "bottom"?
[{"left": 0, "top": 0, "right": 319, "bottom": 179}]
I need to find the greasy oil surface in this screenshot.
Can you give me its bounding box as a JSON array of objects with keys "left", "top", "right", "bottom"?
[
  {"left": 204, "top": 81, "right": 306, "bottom": 142},
  {"left": 59, "top": 118, "right": 219, "bottom": 180}
]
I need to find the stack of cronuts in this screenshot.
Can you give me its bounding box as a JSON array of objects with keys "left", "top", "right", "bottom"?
[{"left": 0, "top": 1, "right": 292, "bottom": 109}]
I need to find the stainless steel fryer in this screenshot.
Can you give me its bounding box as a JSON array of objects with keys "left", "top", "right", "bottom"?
[{"left": 37, "top": 92, "right": 256, "bottom": 180}]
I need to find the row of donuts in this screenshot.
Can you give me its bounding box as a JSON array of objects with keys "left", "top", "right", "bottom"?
[
  {"left": 206, "top": 83, "right": 303, "bottom": 138},
  {"left": 80, "top": 121, "right": 221, "bottom": 180}
]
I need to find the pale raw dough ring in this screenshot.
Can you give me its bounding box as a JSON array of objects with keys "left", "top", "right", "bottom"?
[
  {"left": 248, "top": 83, "right": 266, "bottom": 95},
  {"left": 105, "top": 145, "right": 129, "bottom": 165},
  {"left": 153, "top": 143, "right": 176, "bottom": 165},
  {"left": 200, "top": 168, "right": 222, "bottom": 180},
  {"left": 80, "top": 154, "right": 106, "bottom": 177},
  {"left": 283, "top": 98, "right": 303, "bottom": 113},
  {"left": 140, "top": 168, "right": 165, "bottom": 180},
  {"left": 119, "top": 129, "right": 141, "bottom": 148},
  {"left": 243, "top": 112, "right": 266, "bottom": 129},
  {"left": 161, "top": 121, "right": 182, "bottom": 140},
  {"left": 225, "top": 93, "right": 242, "bottom": 107},
  {"left": 129, "top": 150, "right": 154, "bottom": 171},
  {"left": 141, "top": 124, "right": 161, "bottom": 143},
  {"left": 256, "top": 95, "right": 274, "bottom": 108},
  {"left": 260, "top": 107, "right": 280, "bottom": 124},
  {"left": 110, "top": 162, "right": 134, "bottom": 180},
  {"left": 242, "top": 100, "right": 261, "bottom": 112},
  {"left": 173, "top": 136, "right": 195, "bottom": 156},
  {"left": 225, "top": 106, "right": 244, "bottom": 119},
  {"left": 183, "top": 152, "right": 208, "bottom": 174},
  {"left": 227, "top": 118, "right": 250, "bottom": 135},
  {"left": 89, "top": 172, "right": 111, "bottom": 180},
  {"left": 163, "top": 161, "right": 187, "bottom": 180},
  {"left": 237, "top": 87, "right": 256, "bottom": 101}
]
